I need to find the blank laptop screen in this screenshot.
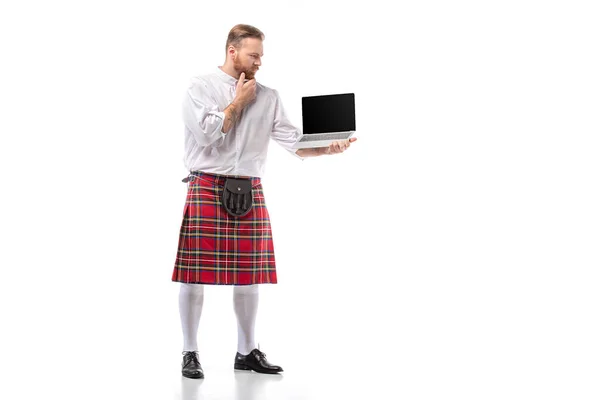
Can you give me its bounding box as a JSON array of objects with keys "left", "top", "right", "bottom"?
[{"left": 301, "top": 93, "right": 356, "bottom": 134}]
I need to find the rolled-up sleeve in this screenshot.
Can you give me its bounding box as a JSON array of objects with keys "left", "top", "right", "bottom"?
[
  {"left": 270, "top": 90, "right": 304, "bottom": 159},
  {"left": 182, "top": 79, "right": 226, "bottom": 147}
]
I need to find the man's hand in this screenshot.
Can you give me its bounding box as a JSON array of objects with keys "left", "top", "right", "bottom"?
[
  {"left": 294, "top": 137, "right": 358, "bottom": 157},
  {"left": 222, "top": 73, "right": 257, "bottom": 133},
  {"left": 323, "top": 137, "right": 357, "bottom": 155},
  {"left": 234, "top": 72, "right": 256, "bottom": 108}
]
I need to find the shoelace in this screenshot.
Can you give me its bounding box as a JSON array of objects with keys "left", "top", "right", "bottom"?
[
  {"left": 255, "top": 343, "right": 267, "bottom": 359},
  {"left": 183, "top": 351, "right": 200, "bottom": 366},
  {"left": 254, "top": 349, "right": 267, "bottom": 360}
]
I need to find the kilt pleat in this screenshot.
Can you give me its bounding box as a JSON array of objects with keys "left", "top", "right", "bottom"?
[{"left": 172, "top": 172, "right": 277, "bottom": 285}]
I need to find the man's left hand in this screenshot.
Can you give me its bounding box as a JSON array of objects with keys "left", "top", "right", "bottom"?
[{"left": 324, "top": 137, "right": 357, "bottom": 155}]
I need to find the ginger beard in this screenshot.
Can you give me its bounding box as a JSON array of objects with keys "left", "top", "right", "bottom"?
[{"left": 233, "top": 53, "right": 258, "bottom": 80}]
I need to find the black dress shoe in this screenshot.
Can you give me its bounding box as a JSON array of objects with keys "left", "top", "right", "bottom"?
[
  {"left": 234, "top": 349, "right": 283, "bottom": 374},
  {"left": 182, "top": 351, "right": 204, "bottom": 379}
]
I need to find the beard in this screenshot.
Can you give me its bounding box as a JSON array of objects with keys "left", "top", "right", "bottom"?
[{"left": 233, "top": 56, "right": 258, "bottom": 80}]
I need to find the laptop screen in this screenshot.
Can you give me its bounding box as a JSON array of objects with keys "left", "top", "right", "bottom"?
[{"left": 301, "top": 93, "right": 356, "bottom": 134}]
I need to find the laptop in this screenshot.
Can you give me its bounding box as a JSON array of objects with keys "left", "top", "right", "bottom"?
[{"left": 292, "top": 93, "right": 356, "bottom": 149}]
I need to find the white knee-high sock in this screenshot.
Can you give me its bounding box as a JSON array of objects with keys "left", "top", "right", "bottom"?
[
  {"left": 233, "top": 285, "right": 259, "bottom": 355},
  {"left": 179, "top": 283, "right": 205, "bottom": 352}
]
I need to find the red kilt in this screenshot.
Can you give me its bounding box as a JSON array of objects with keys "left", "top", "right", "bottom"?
[{"left": 172, "top": 172, "right": 277, "bottom": 285}]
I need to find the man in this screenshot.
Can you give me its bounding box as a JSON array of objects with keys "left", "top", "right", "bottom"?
[{"left": 172, "top": 24, "right": 356, "bottom": 379}]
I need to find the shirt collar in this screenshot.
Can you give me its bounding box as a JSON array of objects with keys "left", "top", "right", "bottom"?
[{"left": 216, "top": 66, "right": 237, "bottom": 85}]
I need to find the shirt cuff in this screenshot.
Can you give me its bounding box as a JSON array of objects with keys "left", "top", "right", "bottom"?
[
  {"left": 289, "top": 148, "right": 305, "bottom": 160},
  {"left": 207, "top": 110, "right": 226, "bottom": 134}
]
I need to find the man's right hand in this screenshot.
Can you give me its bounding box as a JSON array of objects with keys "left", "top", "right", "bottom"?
[{"left": 234, "top": 72, "right": 256, "bottom": 108}]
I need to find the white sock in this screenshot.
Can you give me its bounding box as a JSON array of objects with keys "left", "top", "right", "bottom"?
[
  {"left": 233, "top": 285, "right": 259, "bottom": 355},
  {"left": 179, "top": 283, "right": 205, "bottom": 352}
]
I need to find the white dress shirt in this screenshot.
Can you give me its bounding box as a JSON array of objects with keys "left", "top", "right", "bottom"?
[{"left": 182, "top": 67, "right": 303, "bottom": 178}]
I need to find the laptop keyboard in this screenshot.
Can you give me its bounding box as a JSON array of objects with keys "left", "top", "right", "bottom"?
[{"left": 299, "top": 133, "right": 351, "bottom": 142}]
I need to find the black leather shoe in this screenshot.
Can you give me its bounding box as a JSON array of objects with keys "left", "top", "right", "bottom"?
[
  {"left": 234, "top": 349, "right": 283, "bottom": 374},
  {"left": 182, "top": 351, "right": 204, "bottom": 379}
]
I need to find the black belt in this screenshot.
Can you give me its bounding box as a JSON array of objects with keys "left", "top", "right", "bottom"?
[{"left": 182, "top": 172, "right": 254, "bottom": 218}]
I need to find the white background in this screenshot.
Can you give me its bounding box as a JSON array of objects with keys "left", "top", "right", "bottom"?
[{"left": 1, "top": 0, "right": 599, "bottom": 399}]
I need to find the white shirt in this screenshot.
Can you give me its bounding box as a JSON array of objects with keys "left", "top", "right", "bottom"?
[{"left": 182, "top": 67, "right": 303, "bottom": 178}]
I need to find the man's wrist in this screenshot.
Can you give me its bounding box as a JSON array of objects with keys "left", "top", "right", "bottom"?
[
  {"left": 232, "top": 98, "right": 246, "bottom": 111},
  {"left": 317, "top": 147, "right": 329, "bottom": 156}
]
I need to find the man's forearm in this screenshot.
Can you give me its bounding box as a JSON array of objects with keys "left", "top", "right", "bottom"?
[
  {"left": 295, "top": 147, "right": 328, "bottom": 157},
  {"left": 222, "top": 101, "right": 242, "bottom": 133}
]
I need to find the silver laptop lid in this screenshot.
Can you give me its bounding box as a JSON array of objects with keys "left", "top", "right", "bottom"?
[{"left": 301, "top": 93, "right": 356, "bottom": 134}]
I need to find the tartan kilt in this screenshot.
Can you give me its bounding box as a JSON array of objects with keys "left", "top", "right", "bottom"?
[{"left": 172, "top": 171, "right": 277, "bottom": 285}]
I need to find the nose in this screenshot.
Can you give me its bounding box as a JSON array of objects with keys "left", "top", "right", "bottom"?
[{"left": 255, "top": 57, "right": 261, "bottom": 66}]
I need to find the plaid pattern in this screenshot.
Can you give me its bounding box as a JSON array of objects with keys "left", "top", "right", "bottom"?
[{"left": 172, "top": 172, "right": 277, "bottom": 285}]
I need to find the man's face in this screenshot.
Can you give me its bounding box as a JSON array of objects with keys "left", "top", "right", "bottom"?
[{"left": 232, "top": 38, "right": 263, "bottom": 80}]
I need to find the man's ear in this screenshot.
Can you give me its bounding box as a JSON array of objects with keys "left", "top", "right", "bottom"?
[{"left": 228, "top": 45, "right": 237, "bottom": 59}]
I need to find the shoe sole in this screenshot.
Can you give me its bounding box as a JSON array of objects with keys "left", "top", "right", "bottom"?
[
  {"left": 182, "top": 372, "right": 204, "bottom": 379},
  {"left": 234, "top": 363, "right": 282, "bottom": 374}
]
